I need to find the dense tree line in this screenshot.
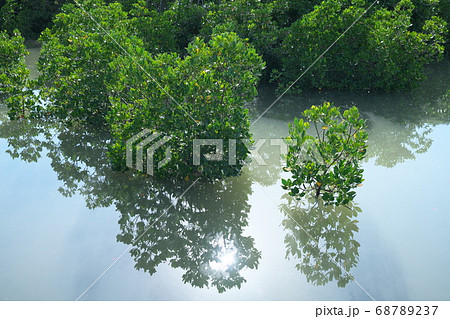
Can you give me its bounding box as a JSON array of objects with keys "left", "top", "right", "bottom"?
[{"left": 1, "top": 0, "right": 448, "bottom": 86}]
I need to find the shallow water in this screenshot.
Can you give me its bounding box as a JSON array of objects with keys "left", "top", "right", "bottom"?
[
  {"left": 25, "top": 47, "right": 41, "bottom": 80},
  {"left": 0, "top": 53, "right": 449, "bottom": 300}
]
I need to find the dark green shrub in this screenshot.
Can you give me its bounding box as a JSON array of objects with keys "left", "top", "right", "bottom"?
[
  {"left": 411, "top": 0, "right": 441, "bottom": 30},
  {"left": 0, "top": 0, "right": 170, "bottom": 40},
  {"left": 0, "top": 0, "right": 69, "bottom": 39},
  {"left": 0, "top": 30, "right": 37, "bottom": 118},
  {"left": 282, "top": 102, "right": 368, "bottom": 206},
  {"left": 37, "top": 0, "right": 143, "bottom": 124},
  {"left": 270, "top": 0, "right": 322, "bottom": 27},
  {"left": 377, "top": 0, "right": 442, "bottom": 31},
  {"left": 128, "top": 1, "right": 177, "bottom": 53},
  {"left": 279, "top": 0, "right": 368, "bottom": 91},
  {"left": 201, "top": 0, "right": 282, "bottom": 75},
  {"left": 0, "top": 30, "right": 28, "bottom": 98},
  {"left": 362, "top": 0, "right": 447, "bottom": 91},
  {"left": 438, "top": 0, "right": 450, "bottom": 52},
  {"left": 169, "top": 0, "right": 207, "bottom": 53},
  {"left": 278, "top": 0, "right": 447, "bottom": 92},
  {"left": 107, "top": 32, "right": 265, "bottom": 179}
]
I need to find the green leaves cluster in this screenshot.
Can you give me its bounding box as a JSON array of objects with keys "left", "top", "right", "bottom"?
[
  {"left": 0, "top": 30, "right": 28, "bottom": 98},
  {"left": 0, "top": 0, "right": 67, "bottom": 39},
  {"left": 23, "top": 0, "right": 264, "bottom": 179},
  {"left": 3, "top": 0, "right": 450, "bottom": 96},
  {"left": 107, "top": 32, "right": 265, "bottom": 179},
  {"left": 200, "top": 0, "right": 282, "bottom": 76},
  {"left": 33, "top": 0, "right": 264, "bottom": 179},
  {"left": 0, "top": 30, "right": 38, "bottom": 119},
  {"left": 282, "top": 102, "right": 368, "bottom": 206},
  {"left": 37, "top": 0, "right": 142, "bottom": 124},
  {"left": 127, "top": 1, "right": 177, "bottom": 54},
  {"left": 279, "top": 0, "right": 448, "bottom": 91}
]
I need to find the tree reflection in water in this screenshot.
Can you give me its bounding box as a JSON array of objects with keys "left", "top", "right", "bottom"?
[
  {"left": 254, "top": 60, "right": 450, "bottom": 171},
  {"left": 116, "top": 178, "right": 260, "bottom": 293},
  {"left": 280, "top": 194, "right": 361, "bottom": 287},
  {"left": 1, "top": 70, "right": 448, "bottom": 290},
  {"left": 0, "top": 118, "right": 260, "bottom": 293}
]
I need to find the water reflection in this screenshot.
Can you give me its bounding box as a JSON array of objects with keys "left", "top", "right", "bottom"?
[
  {"left": 0, "top": 118, "right": 260, "bottom": 293},
  {"left": 255, "top": 60, "right": 450, "bottom": 170},
  {"left": 117, "top": 178, "right": 260, "bottom": 293},
  {"left": 1, "top": 56, "right": 448, "bottom": 294},
  {"left": 0, "top": 116, "right": 55, "bottom": 163},
  {"left": 280, "top": 195, "right": 361, "bottom": 288},
  {"left": 242, "top": 116, "right": 288, "bottom": 187},
  {"left": 365, "top": 114, "right": 434, "bottom": 167}
]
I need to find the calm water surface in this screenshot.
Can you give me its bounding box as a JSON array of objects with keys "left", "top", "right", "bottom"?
[{"left": 0, "top": 49, "right": 449, "bottom": 300}]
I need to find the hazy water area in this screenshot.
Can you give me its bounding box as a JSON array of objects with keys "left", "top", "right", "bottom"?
[{"left": 0, "top": 48, "right": 449, "bottom": 300}]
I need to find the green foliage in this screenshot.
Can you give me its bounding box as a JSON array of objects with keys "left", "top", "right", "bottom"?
[
  {"left": 0, "top": 30, "right": 38, "bottom": 119},
  {"left": 128, "top": 1, "right": 177, "bottom": 53},
  {"left": 0, "top": 0, "right": 68, "bottom": 39},
  {"left": 270, "top": 0, "right": 322, "bottom": 27},
  {"left": 168, "top": 0, "right": 207, "bottom": 53},
  {"left": 201, "top": 0, "right": 282, "bottom": 74},
  {"left": 128, "top": 0, "right": 208, "bottom": 54},
  {"left": 410, "top": 0, "right": 441, "bottom": 30},
  {"left": 279, "top": 0, "right": 368, "bottom": 91},
  {"left": 377, "top": 0, "right": 442, "bottom": 31},
  {"left": 30, "top": 0, "right": 264, "bottom": 179},
  {"left": 0, "top": 0, "right": 186, "bottom": 40},
  {"left": 1, "top": 0, "right": 448, "bottom": 93},
  {"left": 2, "top": 0, "right": 447, "bottom": 182},
  {"left": 438, "top": 0, "right": 450, "bottom": 52},
  {"left": 0, "top": 30, "right": 28, "bottom": 97},
  {"left": 106, "top": 0, "right": 141, "bottom": 11},
  {"left": 37, "top": 0, "right": 191, "bottom": 125},
  {"left": 37, "top": 0, "right": 143, "bottom": 124},
  {"left": 279, "top": 0, "right": 447, "bottom": 91},
  {"left": 282, "top": 102, "right": 368, "bottom": 206},
  {"left": 107, "top": 32, "right": 265, "bottom": 179},
  {"left": 362, "top": 0, "right": 447, "bottom": 91}
]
